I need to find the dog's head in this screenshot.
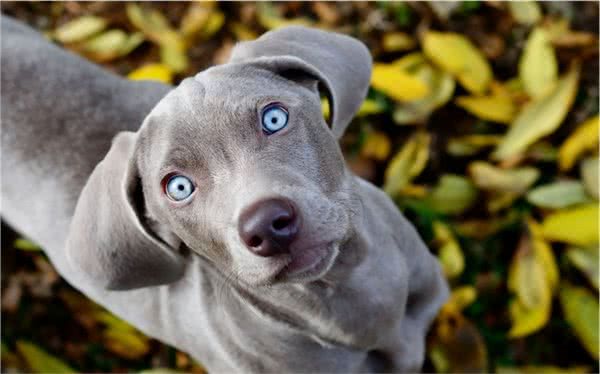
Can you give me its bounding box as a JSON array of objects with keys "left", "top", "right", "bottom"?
[{"left": 66, "top": 26, "right": 372, "bottom": 290}]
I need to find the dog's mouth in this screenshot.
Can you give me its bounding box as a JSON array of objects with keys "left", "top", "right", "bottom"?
[{"left": 275, "top": 243, "right": 338, "bottom": 282}]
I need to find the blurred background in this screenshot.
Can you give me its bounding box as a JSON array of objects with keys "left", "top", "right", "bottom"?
[{"left": 1, "top": 1, "right": 598, "bottom": 373}]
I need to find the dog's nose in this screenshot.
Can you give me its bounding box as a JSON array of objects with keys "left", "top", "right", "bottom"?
[{"left": 238, "top": 198, "right": 300, "bottom": 257}]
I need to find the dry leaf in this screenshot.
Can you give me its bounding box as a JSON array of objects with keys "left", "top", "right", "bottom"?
[
  {"left": 455, "top": 93, "right": 515, "bottom": 124},
  {"left": 541, "top": 203, "right": 599, "bottom": 246},
  {"left": 526, "top": 181, "right": 591, "bottom": 209},
  {"left": 581, "top": 157, "right": 599, "bottom": 199},
  {"left": 558, "top": 115, "right": 599, "bottom": 171},
  {"left": 519, "top": 28, "right": 558, "bottom": 98},
  {"left": 53, "top": 16, "right": 107, "bottom": 44},
  {"left": 128, "top": 63, "right": 173, "bottom": 84},
  {"left": 425, "top": 174, "right": 478, "bottom": 215},
  {"left": 493, "top": 66, "right": 580, "bottom": 160},
  {"left": 423, "top": 31, "right": 492, "bottom": 95},
  {"left": 559, "top": 283, "right": 599, "bottom": 359},
  {"left": 469, "top": 161, "right": 539, "bottom": 194},
  {"left": 383, "top": 132, "right": 430, "bottom": 197},
  {"left": 371, "top": 63, "right": 430, "bottom": 102}
]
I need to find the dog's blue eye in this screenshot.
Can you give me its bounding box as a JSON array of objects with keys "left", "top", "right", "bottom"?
[
  {"left": 261, "top": 104, "right": 288, "bottom": 134},
  {"left": 166, "top": 175, "right": 195, "bottom": 201}
]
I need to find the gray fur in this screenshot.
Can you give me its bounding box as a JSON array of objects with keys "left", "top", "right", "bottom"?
[{"left": 1, "top": 16, "right": 448, "bottom": 373}]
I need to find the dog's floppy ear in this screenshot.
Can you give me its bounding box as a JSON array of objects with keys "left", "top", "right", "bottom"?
[
  {"left": 66, "top": 132, "right": 185, "bottom": 290},
  {"left": 229, "top": 26, "right": 372, "bottom": 139}
]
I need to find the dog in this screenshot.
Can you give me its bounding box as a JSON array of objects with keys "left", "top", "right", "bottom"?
[{"left": 1, "top": 15, "right": 448, "bottom": 372}]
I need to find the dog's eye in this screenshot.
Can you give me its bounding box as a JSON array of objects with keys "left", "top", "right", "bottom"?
[
  {"left": 261, "top": 104, "right": 288, "bottom": 134},
  {"left": 165, "top": 175, "right": 195, "bottom": 201}
]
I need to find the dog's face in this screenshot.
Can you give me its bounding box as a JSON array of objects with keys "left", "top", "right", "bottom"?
[
  {"left": 136, "top": 66, "right": 355, "bottom": 285},
  {"left": 66, "top": 26, "right": 372, "bottom": 290}
]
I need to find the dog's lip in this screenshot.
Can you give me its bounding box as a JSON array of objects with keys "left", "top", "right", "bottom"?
[{"left": 276, "top": 242, "right": 337, "bottom": 282}]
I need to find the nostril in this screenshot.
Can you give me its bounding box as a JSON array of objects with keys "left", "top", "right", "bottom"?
[
  {"left": 272, "top": 217, "right": 291, "bottom": 230},
  {"left": 248, "top": 235, "right": 263, "bottom": 248}
]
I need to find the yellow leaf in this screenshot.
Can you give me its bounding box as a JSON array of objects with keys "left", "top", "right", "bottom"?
[
  {"left": 103, "top": 328, "right": 150, "bottom": 360},
  {"left": 126, "top": 3, "right": 186, "bottom": 53},
  {"left": 426, "top": 175, "right": 478, "bottom": 215},
  {"left": 256, "top": 2, "right": 313, "bottom": 30},
  {"left": 446, "top": 134, "right": 502, "bottom": 156},
  {"left": 559, "top": 283, "right": 599, "bottom": 359},
  {"left": 493, "top": 66, "right": 580, "bottom": 160},
  {"left": 508, "top": 298, "right": 550, "bottom": 338},
  {"left": 392, "top": 53, "right": 455, "bottom": 124},
  {"left": 423, "top": 31, "right": 492, "bottom": 94},
  {"left": 519, "top": 28, "right": 558, "bottom": 98},
  {"left": 443, "top": 286, "right": 477, "bottom": 313},
  {"left": 128, "top": 63, "right": 173, "bottom": 84},
  {"left": 76, "top": 30, "right": 144, "bottom": 62},
  {"left": 382, "top": 32, "right": 416, "bottom": 52},
  {"left": 202, "top": 11, "right": 225, "bottom": 39},
  {"left": 160, "top": 45, "right": 189, "bottom": 73},
  {"left": 14, "top": 238, "right": 41, "bottom": 251},
  {"left": 430, "top": 312, "right": 488, "bottom": 372},
  {"left": 53, "top": 16, "right": 107, "bottom": 44},
  {"left": 581, "top": 157, "right": 599, "bottom": 199},
  {"left": 498, "top": 365, "right": 590, "bottom": 374},
  {"left": 469, "top": 161, "right": 540, "bottom": 194},
  {"left": 371, "top": 63, "right": 429, "bottom": 102},
  {"left": 567, "top": 246, "right": 599, "bottom": 289},
  {"left": 507, "top": 223, "right": 559, "bottom": 337},
  {"left": 541, "top": 203, "right": 599, "bottom": 246},
  {"left": 356, "top": 99, "right": 385, "bottom": 116},
  {"left": 383, "top": 132, "right": 430, "bottom": 197},
  {"left": 558, "top": 115, "right": 600, "bottom": 171},
  {"left": 455, "top": 93, "right": 515, "bottom": 124},
  {"left": 508, "top": 1, "right": 542, "bottom": 25},
  {"left": 230, "top": 22, "right": 258, "bottom": 41},
  {"left": 526, "top": 181, "right": 591, "bottom": 209},
  {"left": 179, "top": 2, "right": 211, "bottom": 38},
  {"left": 16, "top": 341, "right": 76, "bottom": 373},
  {"left": 360, "top": 131, "right": 391, "bottom": 161},
  {"left": 433, "top": 222, "right": 465, "bottom": 279}
]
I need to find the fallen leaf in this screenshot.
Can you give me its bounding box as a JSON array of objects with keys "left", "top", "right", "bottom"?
[
  {"left": 526, "top": 180, "right": 591, "bottom": 209},
  {"left": 77, "top": 30, "right": 144, "bottom": 62},
  {"left": 581, "top": 157, "right": 599, "bottom": 199},
  {"left": 433, "top": 221, "right": 465, "bottom": 279},
  {"left": 360, "top": 131, "right": 391, "bottom": 161},
  {"left": 493, "top": 66, "right": 580, "bottom": 160},
  {"left": 558, "top": 115, "right": 599, "bottom": 171},
  {"left": 53, "top": 16, "right": 107, "bottom": 44},
  {"left": 16, "top": 341, "right": 75, "bottom": 373},
  {"left": 425, "top": 174, "right": 478, "bottom": 215},
  {"left": 423, "top": 31, "right": 492, "bottom": 95},
  {"left": 566, "top": 246, "right": 599, "bottom": 289},
  {"left": 498, "top": 365, "right": 590, "bottom": 373},
  {"left": 541, "top": 203, "right": 599, "bottom": 246},
  {"left": 429, "top": 311, "right": 488, "bottom": 372},
  {"left": 392, "top": 53, "right": 455, "bottom": 124},
  {"left": 508, "top": 1, "right": 542, "bottom": 25},
  {"left": 128, "top": 63, "right": 173, "bottom": 84},
  {"left": 382, "top": 32, "right": 416, "bottom": 52},
  {"left": 442, "top": 286, "right": 477, "bottom": 313},
  {"left": 256, "top": 2, "right": 313, "bottom": 30},
  {"left": 507, "top": 221, "right": 558, "bottom": 337},
  {"left": 559, "top": 283, "right": 599, "bottom": 359},
  {"left": 455, "top": 93, "right": 515, "bottom": 124},
  {"left": 519, "top": 27, "right": 558, "bottom": 98},
  {"left": 371, "top": 63, "right": 430, "bottom": 102},
  {"left": 446, "top": 135, "right": 502, "bottom": 156},
  {"left": 383, "top": 132, "right": 430, "bottom": 197},
  {"left": 469, "top": 161, "right": 539, "bottom": 194},
  {"left": 14, "top": 238, "right": 40, "bottom": 251}
]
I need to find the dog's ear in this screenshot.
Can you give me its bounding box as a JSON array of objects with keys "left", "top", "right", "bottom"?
[
  {"left": 66, "top": 132, "right": 185, "bottom": 290},
  {"left": 229, "top": 26, "right": 372, "bottom": 139}
]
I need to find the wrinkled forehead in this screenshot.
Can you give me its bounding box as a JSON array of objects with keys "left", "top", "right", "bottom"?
[{"left": 152, "top": 64, "right": 308, "bottom": 120}]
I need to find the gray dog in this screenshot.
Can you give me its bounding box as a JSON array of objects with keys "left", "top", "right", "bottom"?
[{"left": 2, "top": 15, "right": 448, "bottom": 373}]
